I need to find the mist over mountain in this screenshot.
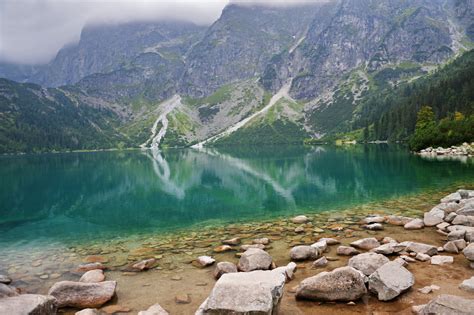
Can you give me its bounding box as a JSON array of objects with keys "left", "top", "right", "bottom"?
[{"left": 0, "top": 0, "right": 473, "bottom": 153}]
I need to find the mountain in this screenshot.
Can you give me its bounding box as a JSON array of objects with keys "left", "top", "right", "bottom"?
[{"left": 0, "top": 0, "right": 473, "bottom": 153}]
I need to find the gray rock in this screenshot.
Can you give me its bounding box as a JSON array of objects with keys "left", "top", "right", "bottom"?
[
  {"left": 290, "top": 245, "right": 319, "bottom": 261},
  {"left": 0, "top": 294, "right": 57, "bottom": 315},
  {"left": 213, "top": 262, "right": 238, "bottom": 280},
  {"left": 312, "top": 256, "right": 328, "bottom": 268},
  {"left": 436, "top": 222, "right": 450, "bottom": 231},
  {"left": 459, "top": 277, "right": 474, "bottom": 293},
  {"left": 454, "top": 239, "right": 467, "bottom": 250},
  {"left": 447, "top": 229, "right": 466, "bottom": 241},
  {"left": 452, "top": 215, "right": 474, "bottom": 227},
  {"left": 252, "top": 238, "right": 270, "bottom": 245},
  {"left": 423, "top": 207, "right": 444, "bottom": 226},
  {"left": 200, "top": 270, "right": 285, "bottom": 315},
  {"left": 415, "top": 253, "right": 431, "bottom": 262},
  {"left": 238, "top": 248, "right": 272, "bottom": 272},
  {"left": 348, "top": 253, "right": 390, "bottom": 276},
  {"left": 132, "top": 258, "right": 157, "bottom": 271},
  {"left": 296, "top": 266, "right": 367, "bottom": 302},
  {"left": 420, "top": 294, "right": 474, "bottom": 314},
  {"left": 372, "top": 243, "right": 400, "bottom": 255},
  {"left": 368, "top": 261, "right": 414, "bottom": 301},
  {"left": 79, "top": 269, "right": 105, "bottom": 283},
  {"left": 405, "top": 218, "right": 425, "bottom": 230},
  {"left": 336, "top": 246, "right": 360, "bottom": 256},
  {"left": 271, "top": 262, "right": 297, "bottom": 282},
  {"left": 196, "top": 256, "right": 216, "bottom": 267},
  {"left": 0, "top": 275, "right": 11, "bottom": 285},
  {"left": 48, "top": 280, "right": 116, "bottom": 308},
  {"left": 443, "top": 241, "right": 459, "bottom": 253},
  {"left": 406, "top": 242, "right": 438, "bottom": 256},
  {"left": 291, "top": 215, "right": 309, "bottom": 224},
  {"left": 362, "top": 216, "right": 386, "bottom": 224},
  {"left": 444, "top": 212, "right": 458, "bottom": 223},
  {"left": 430, "top": 255, "right": 454, "bottom": 265},
  {"left": 222, "top": 237, "right": 241, "bottom": 245},
  {"left": 350, "top": 238, "right": 380, "bottom": 250},
  {"left": 310, "top": 240, "right": 328, "bottom": 252},
  {"left": 0, "top": 283, "right": 19, "bottom": 298},
  {"left": 318, "top": 238, "right": 340, "bottom": 245},
  {"left": 441, "top": 192, "right": 462, "bottom": 203},
  {"left": 138, "top": 303, "right": 169, "bottom": 315},
  {"left": 458, "top": 190, "right": 474, "bottom": 199},
  {"left": 240, "top": 244, "right": 265, "bottom": 251},
  {"left": 463, "top": 243, "right": 474, "bottom": 261}
]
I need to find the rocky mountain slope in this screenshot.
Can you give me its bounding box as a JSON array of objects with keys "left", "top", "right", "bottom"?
[{"left": 0, "top": 0, "right": 473, "bottom": 152}]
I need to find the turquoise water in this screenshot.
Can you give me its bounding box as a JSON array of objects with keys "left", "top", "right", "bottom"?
[{"left": 0, "top": 145, "right": 473, "bottom": 249}]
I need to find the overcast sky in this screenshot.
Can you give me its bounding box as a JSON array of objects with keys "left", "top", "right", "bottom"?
[{"left": 0, "top": 0, "right": 320, "bottom": 65}]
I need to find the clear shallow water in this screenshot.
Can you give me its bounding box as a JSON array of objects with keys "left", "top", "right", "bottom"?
[{"left": 0, "top": 145, "right": 473, "bottom": 249}]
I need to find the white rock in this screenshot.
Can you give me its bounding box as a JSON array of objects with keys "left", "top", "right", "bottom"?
[
  {"left": 196, "top": 256, "right": 216, "bottom": 267},
  {"left": 79, "top": 270, "right": 105, "bottom": 283},
  {"left": 405, "top": 218, "right": 425, "bottom": 230},
  {"left": 290, "top": 246, "right": 319, "bottom": 261},
  {"left": 138, "top": 303, "right": 169, "bottom": 315},
  {"left": 0, "top": 294, "right": 57, "bottom": 315},
  {"left": 459, "top": 277, "right": 474, "bottom": 293},
  {"left": 310, "top": 240, "right": 327, "bottom": 253},
  {"left": 200, "top": 270, "right": 286, "bottom": 315},
  {"left": 350, "top": 238, "right": 380, "bottom": 250},
  {"left": 312, "top": 257, "right": 328, "bottom": 268},
  {"left": 430, "top": 255, "right": 454, "bottom": 265},
  {"left": 238, "top": 248, "right": 273, "bottom": 272},
  {"left": 423, "top": 207, "right": 444, "bottom": 226},
  {"left": 291, "top": 215, "right": 309, "bottom": 224},
  {"left": 441, "top": 192, "right": 462, "bottom": 203},
  {"left": 348, "top": 253, "right": 389, "bottom": 276},
  {"left": 271, "top": 262, "right": 297, "bottom": 282},
  {"left": 463, "top": 243, "right": 474, "bottom": 261},
  {"left": 420, "top": 294, "right": 474, "bottom": 314}
]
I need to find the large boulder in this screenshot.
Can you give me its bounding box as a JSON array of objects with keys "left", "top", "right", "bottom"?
[
  {"left": 138, "top": 303, "right": 169, "bottom": 315},
  {"left": 199, "top": 270, "right": 285, "bottom": 315},
  {"left": 350, "top": 238, "right": 380, "bottom": 250},
  {"left": 420, "top": 294, "right": 474, "bottom": 314},
  {"left": 295, "top": 266, "right": 367, "bottom": 302},
  {"left": 0, "top": 294, "right": 57, "bottom": 315},
  {"left": 290, "top": 246, "right": 319, "bottom": 261},
  {"left": 452, "top": 215, "right": 474, "bottom": 227},
  {"left": 348, "top": 253, "right": 390, "bottom": 276},
  {"left": 423, "top": 207, "right": 444, "bottom": 226},
  {"left": 213, "top": 262, "right": 238, "bottom": 280},
  {"left": 238, "top": 248, "right": 272, "bottom": 272},
  {"left": 368, "top": 262, "right": 414, "bottom": 301},
  {"left": 48, "top": 280, "right": 116, "bottom": 308}
]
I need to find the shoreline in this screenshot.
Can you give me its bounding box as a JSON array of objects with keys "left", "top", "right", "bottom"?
[{"left": 1, "top": 184, "right": 474, "bottom": 314}]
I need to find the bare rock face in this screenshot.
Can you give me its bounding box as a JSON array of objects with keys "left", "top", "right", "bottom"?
[
  {"left": 138, "top": 303, "right": 170, "bottom": 315},
  {"left": 0, "top": 294, "right": 57, "bottom": 315},
  {"left": 48, "top": 280, "right": 117, "bottom": 308},
  {"left": 79, "top": 270, "right": 105, "bottom": 283},
  {"left": 296, "top": 266, "right": 367, "bottom": 302},
  {"left": 368, "top": 262, "right": 414, "bottom": 301},
  {"left": 348, "top": 253, "right": 389, "bottom": 276},
  {"left": 238, "top": 248, "right": 272, "bottom": 272},
  {"left": 350, "top": 238, "right": 380, "bottom": 250},
  {"left": 199, "top": 270, "right": 286, "bottom": 315},
  {"left": 213, "top": 262, "right": 238, "bottom": 280},
  {"left": 420, "top": 294, "right": 474, "bottom": 314},
  {"left": 290, "top": 245, "right": 319, "bottom": 261}
]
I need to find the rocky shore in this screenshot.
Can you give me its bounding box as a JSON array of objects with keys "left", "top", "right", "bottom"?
[
  {"left": 1, "top": 188, "right": 474, "bottom": 314},
  {"left": 418, "top": 143, "right": 474, "bottom": 157}
]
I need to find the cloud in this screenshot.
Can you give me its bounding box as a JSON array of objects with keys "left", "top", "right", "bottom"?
[
  {"left": 0, "top": 0, "right": 228, "bottom": 64},
  {"left": 0, "top": 0, "right": 326, "bottom": 65}
]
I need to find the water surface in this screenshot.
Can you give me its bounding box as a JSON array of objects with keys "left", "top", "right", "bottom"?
[{"left": 1, "top": 145, "right": 473, "bottom": 249}]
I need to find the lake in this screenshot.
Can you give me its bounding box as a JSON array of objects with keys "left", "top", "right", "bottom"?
[{"left": 1, "top": 144, "right": 473, "bottom": 252}]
